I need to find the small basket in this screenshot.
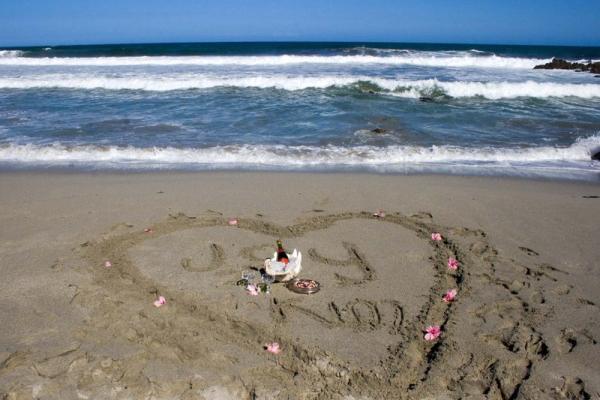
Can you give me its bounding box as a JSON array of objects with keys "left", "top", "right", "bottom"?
[{"left": 264, "top": 249, "right": 302, "bottom": 282}]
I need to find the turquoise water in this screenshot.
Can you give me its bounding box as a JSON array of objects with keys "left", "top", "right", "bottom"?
[{"left": 1, "top": 42, "right": 599, "bottom": 180}]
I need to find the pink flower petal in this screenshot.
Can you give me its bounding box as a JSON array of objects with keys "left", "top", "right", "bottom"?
[
  {"left": 424, "top": 325, "right": 441, "bottom": 341},
  {"left": 265, "top": 342, "right": 281, "bottom": 354},
  {"left": 431, "top": 233, "right": 442, "bottom": 241},
  {"left": 104, "top": 261, "right": 112, "bottom": 268},
  {"left": 246, "top": 284, "right": 259, "bottom": 296},
  {"left": 153, "top": 296, "right": 166, "bottom": 307},
  {"left": 447, "top": 258, "right": 459, "bottom": 271},
  {"left": 373, "top": 209, "right": 386, "bottom": 218},
  {"left": 228, "top": 218, "right": 238, "bottom": 226},
  {"left": 443, "top": 288, "right": 458, "bottom": 303}
]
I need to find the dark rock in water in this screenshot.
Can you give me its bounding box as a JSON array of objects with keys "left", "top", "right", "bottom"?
[
  {"left": 370, "top": 128, "right": 387, "bottom": 134},
  {"left": 591, "top": 150, "right": 600, "bottom": 161},
  {"left": 419, "top": 96, "right": 434, "bottom": 103},
  {"left": 534, "top": 58, "right": 600, "bottom": 75},
  {"left": 534, "top": 58, "right": 580, "bottom": 70}
]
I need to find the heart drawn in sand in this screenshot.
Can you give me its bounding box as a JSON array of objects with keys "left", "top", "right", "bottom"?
[
  {"left": 83, "top": 211, "right": 466, "bottom": 387},
  {"left": 37, "top": 208, "right": 565, "bottom": 399}
]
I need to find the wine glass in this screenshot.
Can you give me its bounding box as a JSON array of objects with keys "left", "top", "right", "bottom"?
[
  {"left": 242, "top": 270, "right": 256, "bottom": 283},
  {"left": 261, "top": 273, "right": 274, "bottom": 294},
  {"left": 261, "top": 273, "right": 274, "bottom": 285}
]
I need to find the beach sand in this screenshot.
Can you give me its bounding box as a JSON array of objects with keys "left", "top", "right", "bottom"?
[{"left": 0, "top": 171, "right": 599, "bottom": 399}]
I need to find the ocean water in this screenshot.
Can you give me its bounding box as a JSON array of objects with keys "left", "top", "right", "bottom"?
[{"left": 1, "top": 42, "right": 599, "bottom": 180}]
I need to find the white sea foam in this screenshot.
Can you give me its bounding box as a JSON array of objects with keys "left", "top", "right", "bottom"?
[
  {"left": 574, "top": 59, "right": 600, "bottom": 64},
  {"left": 1, "top": 134, "right": 598, "bottom": 168},
  {"left": 1, "top": 74, "right": 599, "bottom": 99},
  {"left": 0, "top": 53, "right": 548, "bottom": 69},
  {"left": 390, "top": 79, "right": 600, "bottom": 100},
  {"left": 0, "top": 75, "right": 365, "bottom": 92},
  {"left": 0, "top": 50, "right": 24, "bottom": 58}
]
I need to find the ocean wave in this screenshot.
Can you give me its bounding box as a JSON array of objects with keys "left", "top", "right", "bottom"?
[
  {"left": 0, "top": 53, "right": 548, "bottom": 69},
  {"left": 574, "top": 58, "right": 600, "bottom": 63},
  {"left": 345, "top": 47, "right": 496, "bottom": 58},
  {"left": 389, "top": 80, "right": 600, "bottom": 100},
  {"left": 1, "top": 135, "right": 598, "bottom": 168},
  {"left": 0, "top": 50, "right": 24, "bottom": 58},
  {"left": 1, "top": 75, "right": 599, "bottom": 99}
]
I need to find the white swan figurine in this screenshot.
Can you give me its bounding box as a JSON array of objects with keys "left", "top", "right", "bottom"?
[{"left": 264, "top": 249, "right": 302, "bottom": 282}]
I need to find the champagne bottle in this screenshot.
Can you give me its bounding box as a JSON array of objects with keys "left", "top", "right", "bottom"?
[{"left": 276, "top": 240, "right": 289, "bottom": 264}]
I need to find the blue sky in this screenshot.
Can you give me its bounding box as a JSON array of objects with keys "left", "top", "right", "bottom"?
[{"left": 1, "top": 0, "right": 599, "bottom": 47}]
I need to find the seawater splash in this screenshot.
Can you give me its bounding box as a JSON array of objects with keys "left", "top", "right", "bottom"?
[{"left": 1, "top": 75, "right": 599, "bottom": 99}]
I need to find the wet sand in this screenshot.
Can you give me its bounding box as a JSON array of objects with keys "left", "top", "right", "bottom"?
[{"left": 0, "top": 171, "right": 599, "bottom": 399}]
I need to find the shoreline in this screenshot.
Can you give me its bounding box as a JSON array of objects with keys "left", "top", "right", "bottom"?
[
  {"left": 1, "top": 167, "right": 599, "bottom": 184},
  {"left": 1, "top": 171, "right": 599, "bottom": 398}
]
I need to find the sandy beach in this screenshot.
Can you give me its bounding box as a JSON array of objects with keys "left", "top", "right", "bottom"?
[{"left": 0, "top": 171, "right": 599, "bottom": 399}]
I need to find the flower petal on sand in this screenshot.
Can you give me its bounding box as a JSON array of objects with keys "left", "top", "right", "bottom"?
[
  {"left": 153, "top": 296, "right": 166, "bottom": 307},
  {"left": 265, "top": 342, "right": 281, "bottom": 354},
  {"left": 443, "top": 288, "right": 458, "bottom": 303},
  {"left": 424, "top": 325, "right": 441, "bottom": 341},
  {"left": 447, "top": 258, "right": 459, "bottom": 270},
  {"left": 246, "top": 284, "right": 259, "bottom": 296},
  {"left": 373, "top": 209, "right": 386, "bottom": 218},
  {"left": 431, "top": 233, "right": 442, "bottom": 241}
]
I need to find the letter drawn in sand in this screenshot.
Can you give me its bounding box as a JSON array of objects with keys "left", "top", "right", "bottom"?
[
  {"left": 180, "top": 242, "right": 225, "bottom": 272},
  {"left": 308, "top": 242, "right": 375, "bottom": 285},
  {"left": 277, "top": 298, "right": 404, "bottom": 332},
  {"left": 239, "top": 243, "right": 273, "bottom": 263}
]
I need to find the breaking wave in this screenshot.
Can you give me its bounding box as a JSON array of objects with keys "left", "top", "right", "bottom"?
[
  {"left": 1, "top": 75, "right": 599, "bottom": 99},
  {"left": 1, "top": 134, "right": 598, "bottom": 169},
  {"left": 0, "top": 50, "right": 24, "bottom": 58},
  {"left": 0, "top": 53, "right": 548, "bottom": 69}
]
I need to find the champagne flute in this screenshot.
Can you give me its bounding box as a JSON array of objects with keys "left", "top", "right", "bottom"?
[
  {"left": 261, "top": 273, "right": 274, "bottom": 293},
  {"left": 242, "top": 270, "right": 256, "bottom": 283}
]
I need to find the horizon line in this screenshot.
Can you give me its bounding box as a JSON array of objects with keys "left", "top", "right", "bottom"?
[{"left": 3, "top": 39, "right": 600, "bottom": 50}]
